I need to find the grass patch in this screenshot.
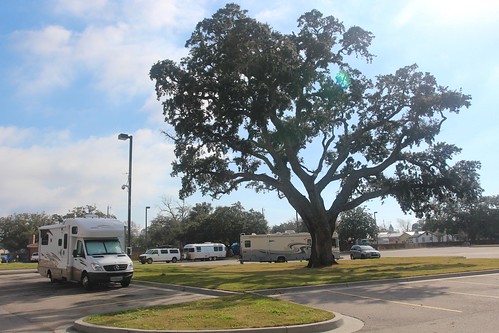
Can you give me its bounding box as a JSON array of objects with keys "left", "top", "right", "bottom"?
[
  {"left": 133, "top": 257, "right": 499, "bottom": 291},
  {"left": 0, "top": 262, "right": 37, "bottom": 270},
  {"left": 85, "top": 293, "right": 333, "bottom": 330}
]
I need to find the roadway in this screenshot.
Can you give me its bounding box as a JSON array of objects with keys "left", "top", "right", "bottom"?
[{"left": 1, "top": 246, "right": 498, "bottom": 332}]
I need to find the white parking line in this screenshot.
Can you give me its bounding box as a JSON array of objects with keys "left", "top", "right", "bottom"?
[{"left": 326, "top": 289, "right": 463, "bottom": 313}]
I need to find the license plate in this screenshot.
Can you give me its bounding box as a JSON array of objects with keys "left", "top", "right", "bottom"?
[{"left": 110, "top": 276, "right": 123, "bottom": 282}]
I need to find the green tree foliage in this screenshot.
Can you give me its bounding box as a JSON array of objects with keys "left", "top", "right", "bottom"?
[
  {"left": 61, "top": 205, "right": 114, "bottom": 219},
  {"left": 150, "top": 4, "right": 481, "bottom": 267},
  {"left": 424, "top": 195, "right": 499, "bottom": 241},
  {"left": 145, "top": 202, "right": 268, "bottom": 248},
  {"left": 337, "top": 207, "right": 378, "bottom": 243},
  {"left": 0, "top": 213, "right": 57, "bottom": 252},
  {"left": 203, "top": 202, "right": 268, "bottom": 245}
]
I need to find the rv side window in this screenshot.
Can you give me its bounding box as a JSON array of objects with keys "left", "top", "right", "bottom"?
[
  {"left": 244, "top": 240, "right": 251, "bottom": 248},
  {"left": 40, "top": 230, "right": 49, "bottom": 245},
  {"left": 71, "top": 226, "right": 78, "bottom": 234},
  {"left": 63, "top": 234, "right": 68, "bottom": 249},
  {"left": 196, "top": 246, "right": 201, "bottom": 252},
  {"left": 58, "top": 239, "right": 62, "bottom": 246},
  {"left": 307, "top": 239, "right": 312, "bottom": 246}
]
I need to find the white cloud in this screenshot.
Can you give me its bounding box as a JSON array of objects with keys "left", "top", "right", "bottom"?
[
  {"left": 394, "top": 0, "right": 499, "bottom": 29},
  {"left": 0, "top": 127, "right": 176, "bottom": 223}
]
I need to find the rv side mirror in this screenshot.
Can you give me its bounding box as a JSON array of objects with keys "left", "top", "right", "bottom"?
[{"left": 72, "top": 249, "right": 78, "bottom": 257}]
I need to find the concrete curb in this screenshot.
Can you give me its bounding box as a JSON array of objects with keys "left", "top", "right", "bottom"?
[{"left": 73, "top": 313, "right": 346, "bottom": 333}]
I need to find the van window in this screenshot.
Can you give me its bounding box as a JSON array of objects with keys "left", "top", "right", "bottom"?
[
  {"left": 161, "top": 249, "right": 168, "bottom": 254},
  {"left": 170, "top": 249, "right": 179, "bottom": 254}
]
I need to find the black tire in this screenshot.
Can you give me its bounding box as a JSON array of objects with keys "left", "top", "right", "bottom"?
[
  {"left": 276, "top": 256, "right": 286, "bottom": 263},
  {"left": 47, "top": 270, "right": 56, "bottom": 283},
  {"left": 147, "top": 258, "right": 153, "bottom": 264},
  {"left": 171, "top": 257, "right": 177, "bottom": 263},
  {"left": 121, "top": 277, "right": 131, "bottom": 287},
  {"left": 350, "top": 254, "right": 354, "bottom": 260},
  {"left": 81, "top": 273, "right": 93, "bottom": 290}
]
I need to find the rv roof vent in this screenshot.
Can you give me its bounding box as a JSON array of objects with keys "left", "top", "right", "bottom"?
[
  {"left": 284, "top": 230, "right": 296, "bottom": 234},
  {"left": 84, "top": 214, "right": 99, "bottom": 219}
]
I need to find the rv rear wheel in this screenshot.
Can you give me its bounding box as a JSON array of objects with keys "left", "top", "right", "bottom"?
[
  {"left": 147, "top": 258, "right": 153, "bottom": 264},
  {"left": 47, "top": 270, "right": 56, "bottom": 283}
]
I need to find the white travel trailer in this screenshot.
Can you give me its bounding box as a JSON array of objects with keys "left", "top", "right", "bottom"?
[
  {"left": 240, "top": 231, "right": 340, "bottom": 263},
  {"left": 183, "top": 242, "right": 226, "bottom": 260},
  {"left": 37, "top": 216, "right": 133, "bottom": 289}
]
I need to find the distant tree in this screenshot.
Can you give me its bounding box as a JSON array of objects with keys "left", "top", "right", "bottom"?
[
  {"left": 424, "top": 195, "right": 499, "bottom": 241},
  {"left": 150, "top": 4, "right": 481, "bottom": 266},
  {"left": 180, "top": 202, "right": 214, "bottom": 245},
  {"left": 62, "top": 205, "right": 114, "bottom": 219},
  {"left": 203, "top": 202, "right": 268, "bottom": 245},
  {"left": 337, "top": 207, "right": 378, "bottom": 243},
  {"left": 0, "top": 213, "right": 56, "bottom": 252},
  {"left": 397, "top": 219, "right": 413, "bottom": 232},
  {"left": 146, "top": 215, "right": 183, "bottom": 248},
  {"left": 271, "top": 219, "right": 308, "bottom": 233}
]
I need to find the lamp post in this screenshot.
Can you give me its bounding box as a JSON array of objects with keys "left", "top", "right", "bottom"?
[
  {"left": 145, "top": 206, "right": 150, "bottom": 250},
  {"left": 118, "top": 133, "right": 133, "bottom": 254}
]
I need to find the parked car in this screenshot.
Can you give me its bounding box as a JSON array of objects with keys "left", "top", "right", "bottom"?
[
  {"left": 350, "top": 245, "right": 381, "bottom": 259},
  {"left": 139, "top": 248, "right": 181, "bottom": 264},
  {"left": 30, "top": 252, "right": 39, "bottom": 262}
]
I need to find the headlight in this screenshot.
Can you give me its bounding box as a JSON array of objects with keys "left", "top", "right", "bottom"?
[
  {"left": 128, "top": 262, "right": 134, "bottom": 270},
  {"left": 91, "top": 263, "right": 104, "bottom": 271}
]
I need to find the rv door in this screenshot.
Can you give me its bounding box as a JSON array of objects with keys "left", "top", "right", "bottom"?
[{"left": 71, "top": 239, "right": 86, "bottom": 282}]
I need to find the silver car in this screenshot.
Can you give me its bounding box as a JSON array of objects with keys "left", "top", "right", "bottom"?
[{"left": 350, "top": 245, "right": 381, "bottom": 259}]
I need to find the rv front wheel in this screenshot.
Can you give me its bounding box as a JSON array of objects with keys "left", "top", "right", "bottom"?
[
  {"left": 81, "top": 273, "right": 93, "bottom": 290},
  {"left": 121, "top": 277, "right": 131, "bottom": 287}
]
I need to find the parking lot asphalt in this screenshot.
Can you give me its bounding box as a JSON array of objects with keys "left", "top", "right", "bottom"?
[{"left": 1, "top": 246, "right": 498, "bottom": 332}]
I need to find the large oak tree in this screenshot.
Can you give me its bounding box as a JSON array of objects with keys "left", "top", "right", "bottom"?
[{"left": 150, "top": 4, "right": 481, "bottom": 267}]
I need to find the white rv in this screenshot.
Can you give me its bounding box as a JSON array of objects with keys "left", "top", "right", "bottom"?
[
  {"left": 37, "top": 216, "right": 133, "bottom": 289},
  {"left": 183, "top": 242, "right": 226, "bottom": 260},
  {"left": 240, "top": 232, "right": 340, "bottom": 263}
]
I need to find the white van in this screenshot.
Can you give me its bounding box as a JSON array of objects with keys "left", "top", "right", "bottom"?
[
  {"left": 139, "top": 248, "right": 181, "bottom": 264},
  {"left": 38, "top": 216, "right": 133, "bottom": 289}
]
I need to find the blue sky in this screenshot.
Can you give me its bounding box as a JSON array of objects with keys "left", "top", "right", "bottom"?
[{"left": 1, "top": 0, "right": 498, "bottom": 230}]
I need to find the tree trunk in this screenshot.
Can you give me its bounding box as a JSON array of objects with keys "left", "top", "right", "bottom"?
[{"left": 307, "top": 219, "right": 336, "bottom": 268}]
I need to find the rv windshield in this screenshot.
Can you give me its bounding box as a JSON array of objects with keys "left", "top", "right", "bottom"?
[{"left": 85, "top": 239, "right": 124, "bottom": 255}]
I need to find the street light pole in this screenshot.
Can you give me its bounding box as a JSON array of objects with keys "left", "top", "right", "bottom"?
[
  {"left": 374, "top": 211, "right": 378, "bottom": 249},
  {"left": 118, "top": 133, "right": 133, "bottom": 254},
  {"left": 145, "top": 206, "right": 150, "bottom": 249}
]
